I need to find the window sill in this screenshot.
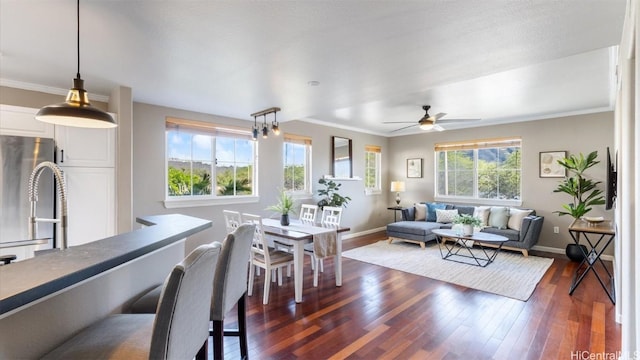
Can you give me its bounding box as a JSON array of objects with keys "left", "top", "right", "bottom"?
[
  {"left": 365, "top": 189, "right": 381, "bottom": 196},
  {"left": 433, "top": 196, "right": 523, "bottom": 207},
  {"left": 164, "top": 196, "right": 259, "bottom": 209}
]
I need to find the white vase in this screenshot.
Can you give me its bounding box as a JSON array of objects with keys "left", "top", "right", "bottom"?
[{"left": 463, "top": 224, "right": 474, "bottom": 236}]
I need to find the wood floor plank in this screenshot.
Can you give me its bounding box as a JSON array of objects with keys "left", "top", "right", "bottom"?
[{"left": 208, "top": 232, "right": 620, "bottom": 359}]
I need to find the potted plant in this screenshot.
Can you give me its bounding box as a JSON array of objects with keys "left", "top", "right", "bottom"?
[
  {"left": 452, "top": 214, "right": 483, "bottom": 236},
  {"left": 317, "top": 178, "right": 351, "bottom": 209},
  {"left": 553, "top": 151, "right": 605, "bottom": 261},
  {"left": 267, "top": 189, "right": 296, "bottom": 226}
]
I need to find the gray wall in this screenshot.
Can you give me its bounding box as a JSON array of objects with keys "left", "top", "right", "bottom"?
[
  {"left": 388, "top": 111, "right": 615, "bottom": 253},
  {"left": 132, "top": 102, "right": 391, "bottom": 252}
]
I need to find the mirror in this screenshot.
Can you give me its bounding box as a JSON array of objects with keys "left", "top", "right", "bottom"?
[{"left": 332, "top": 136, "right": 352, "bottom": 178}]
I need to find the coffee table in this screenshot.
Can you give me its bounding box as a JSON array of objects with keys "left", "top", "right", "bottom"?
[{"left": 432, "top": 229, "right": 509, "bottom": 267}]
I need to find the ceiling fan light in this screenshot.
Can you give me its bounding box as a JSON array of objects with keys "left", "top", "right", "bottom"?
[
  {"left": 36, "top": 78, "right": 116, "bottom": 128},
  {"left": 419, "top": 123, "right": 434, "bottom": 131}
]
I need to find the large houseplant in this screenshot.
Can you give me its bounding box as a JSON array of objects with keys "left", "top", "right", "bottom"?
[
  {"left": 267, "top": 189, "right": 296, "bottom": 225},
  {"left": 317, "top": 178, "right": 351, "bottom": 209},
  {"left": 553, "top": 151, "right": 605, "bottom": 261}
]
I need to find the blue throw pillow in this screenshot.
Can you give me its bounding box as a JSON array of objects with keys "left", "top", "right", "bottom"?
[{"left": 426, "top": 202, "right": 447, "bottom": 222}]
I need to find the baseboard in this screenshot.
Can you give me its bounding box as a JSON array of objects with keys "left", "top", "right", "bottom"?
[
  {"left": 532, "top": 245, "right": 615, "bottom": 262},
  {"left": 341, "top": 226, "right": 386, "bottom": 240}
]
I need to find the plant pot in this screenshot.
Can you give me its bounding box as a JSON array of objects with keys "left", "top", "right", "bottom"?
[
  {"left": 566, "top": 243, "right": 588, "bottom": 262},
  {"left": 280, "top": 214, "right": 290, "bottom": 226},
  {"left": 462, "top": 224, "right": 474, "bottom": 236}
]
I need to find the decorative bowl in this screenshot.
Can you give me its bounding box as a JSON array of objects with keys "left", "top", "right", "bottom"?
[{"left": 583, "top": 216, "right": 604, "bottom": 223}]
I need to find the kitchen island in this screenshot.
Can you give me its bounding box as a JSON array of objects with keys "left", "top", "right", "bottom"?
[{"left": 0, "top": 214, "right": 212, "bottom": 359}]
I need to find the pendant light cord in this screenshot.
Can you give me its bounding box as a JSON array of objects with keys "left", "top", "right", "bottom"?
[{"left": 76, "top": 0, "right": 81, "bottom": 79}]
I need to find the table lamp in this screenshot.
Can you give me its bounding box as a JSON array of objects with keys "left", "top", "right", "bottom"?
[{"left": 390, "top": 181, "right": 406, "bottom": 206}]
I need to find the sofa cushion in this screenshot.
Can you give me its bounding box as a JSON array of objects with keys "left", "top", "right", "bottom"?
[
  {"left": 481, "top": 227, "right": 520, "bottom": 241},
  {"left": 473, "top": 206, "right": 491, "bottom": 226},
  {"left": 453, "top": 205, "right": 475, "bottom": 216},
  {"left": 387, "top": 221, "right": 443, "bottom": 236},
  {"left": 489, "top": 207, "right": 510, "bottom": 229},
  {"left": 426, "top": 202, "right": 447, "bottom": 222},
  {"left": 414, "top": 203, "right": 427, "bottom": 221},
  {"left": 507, "top": 208, "right": 534, "bottom": 231},
  {"left": 436, "top": 209, "right": 458, "bottom": 223}
]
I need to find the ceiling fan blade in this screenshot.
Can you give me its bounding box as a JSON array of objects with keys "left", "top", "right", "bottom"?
[
  {"left": 433, "top": 112, "right": 447, "bottom": 120},
  {"left": 436, "top": 118, "right": 481, "bottom": 123},
  {"left": 433, "top": 124, "right": 445, "bottom": 132},
  {"left": 389, "top": 123, "right": 419, "bottom": 133},
  {"left": 383, "top": 121, "right": 419, "bottom": 124}
]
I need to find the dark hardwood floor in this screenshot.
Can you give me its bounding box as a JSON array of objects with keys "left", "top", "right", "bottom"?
[{"left": 213, "top": 232, "right": 621, "bottom": 359}]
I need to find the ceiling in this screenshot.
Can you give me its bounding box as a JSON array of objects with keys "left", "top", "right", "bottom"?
[{"left": 0, "top": 1, "right": 626, "bottom": 136}]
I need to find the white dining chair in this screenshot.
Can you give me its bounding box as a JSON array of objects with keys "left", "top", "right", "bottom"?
[
  {"left": 223, "top": 210, "right": 242, "bottom": 234},
  {"left": 299, "top": 204, "right": 318, "bottom": 223},
  {"left": 304, "top": 206, "right": 342, "bottom": 286},
  {"left": 243, "top": 213, "right": 295, "bottom": 304}
]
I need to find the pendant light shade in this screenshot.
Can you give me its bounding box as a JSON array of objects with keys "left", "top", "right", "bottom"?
[{"left": 36, "top": 0, "right": 116, "bottom": 129}]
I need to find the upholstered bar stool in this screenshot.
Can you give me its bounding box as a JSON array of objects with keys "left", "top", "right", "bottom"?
[
  {"left": 130, "top": 224, "right": 255, "bottom": 360},
  {"left": 41, "top": 243, "right": 222, "bottom": 360}
]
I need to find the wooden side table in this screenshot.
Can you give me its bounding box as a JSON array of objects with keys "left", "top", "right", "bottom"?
[
  {"left": 568, "top": 219, "right": 616, "bottom": 304},
  {"left": 387, "top": 206, "right": 403, "bottom": 222}
]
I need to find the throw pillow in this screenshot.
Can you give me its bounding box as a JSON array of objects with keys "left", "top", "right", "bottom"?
[
  {"left": 414, "top": 203, "right": 427, "bottom": 221},
  {"left": 435, "top": 209, "right": 459, "bottom": 223},
  {"left": 507, "top": 208, "right": 534, "bottom": 231},
  {"left": 473, "top": 206, "right": 491, "bottom": 226},
  {"left": 426, "top": 202, "right": 447, "bottom": 222},
  {"left": 488, "top": 206, "right": 510, "bottom": 229}
]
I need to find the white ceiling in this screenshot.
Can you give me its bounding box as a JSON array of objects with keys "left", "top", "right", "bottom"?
[{"left": 0, "top": 0, "right": 626, "bottom": 136}]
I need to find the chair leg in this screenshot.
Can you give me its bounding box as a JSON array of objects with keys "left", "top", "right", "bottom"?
[
  {"left": 212, "top": 320, "right": 224, "bottom": 360},
  {"left": 237, "top": 294, "right": 249, "bottom": 359},
  {"left": 263, "top": 267, "right": 271, "bottom": 304},
  {"left": 277, "top": 267, "right": 283, "bottom": 286},
  {"left": 196, "top": 338, "right": 208, "bottom": 360},
  {"left": 313, "top": 259, "right": 319, "bottom": 287},
  {"left": 248, "top": 262, "right": 255, "bottom": 297},
  {"left": 319, "top": 258, "right": 324, "bottom": 273}
]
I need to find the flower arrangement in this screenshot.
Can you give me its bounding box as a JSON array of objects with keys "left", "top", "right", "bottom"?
[{"left": 452, "top": 214, "right": 483, "bottom": 227}]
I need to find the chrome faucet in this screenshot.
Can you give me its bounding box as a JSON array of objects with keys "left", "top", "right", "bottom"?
[{"left": 28, "top": 161, "right": 68, "bottom": 249}]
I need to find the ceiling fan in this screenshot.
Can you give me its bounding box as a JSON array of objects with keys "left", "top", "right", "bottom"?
[{"left": 384, "top": 105, "right": 479, "bottom": 133}]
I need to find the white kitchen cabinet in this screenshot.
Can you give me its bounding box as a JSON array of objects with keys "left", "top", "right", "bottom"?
[
  {"left": 61, "top": 166, "right": 116, "bottom": 246},
  {"left": 0, "top": 105, "right": 54, "bottom": 138},
  {"left": 55, "top": 125, "right": 115, "bottom": 167}
]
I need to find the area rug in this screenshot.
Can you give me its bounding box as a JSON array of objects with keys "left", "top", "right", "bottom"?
[{"left": 342, "top": 240, "right": 553, "bottom": 301}]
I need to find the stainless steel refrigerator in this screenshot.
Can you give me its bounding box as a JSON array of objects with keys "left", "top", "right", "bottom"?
[{"left": 0, "top": 135, "right": 55, "bottom": 260}]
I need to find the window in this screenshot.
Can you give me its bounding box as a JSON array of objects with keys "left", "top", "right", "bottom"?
[
  {"left": 435, "top": 138, "right": 521, "bottom": 204},
  {"left": 165, "top": 118, "right": 257, "bottom": 207},
  {"left": 364, "top": 145, "right": 381, "bottom": 194},
  {"left": 283, "top": 134, "right": 312, "bottom": 194}
]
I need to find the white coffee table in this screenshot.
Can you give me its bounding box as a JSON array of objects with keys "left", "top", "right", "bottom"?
[{"left": 432, "top": 228, "right": 508, "bottom": 267}]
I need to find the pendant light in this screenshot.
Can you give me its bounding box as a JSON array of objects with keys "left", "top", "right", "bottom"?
[
  {"left": 36, "top": 0, "right": 117, "bottom": 128},
  {"left": 250, "top": 107, "right": 281, "bottom": 140},
  {"left": 261, "top": 115, "right": 269, "bottom": 138},
  {"left": 271, "top": 111, "right": 280, "bottom": 135},
  {"left": 251, "top": 116, "right": 259, "bottom": 141}
]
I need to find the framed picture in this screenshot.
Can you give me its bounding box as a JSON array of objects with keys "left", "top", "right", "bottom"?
[
  {"left": 407, "top": 158, "right": 423, "bottom": 178},
  {"left": 539, "top": 151, "right": 567, "bottom": 178}
]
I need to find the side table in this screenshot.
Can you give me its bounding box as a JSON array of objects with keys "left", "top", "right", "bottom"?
[
  {"left": 568, "top": 219, "right": 616, "bottom": 304},
  {"left": 387, "top": 206, "right": 403, "bottom": 222}
]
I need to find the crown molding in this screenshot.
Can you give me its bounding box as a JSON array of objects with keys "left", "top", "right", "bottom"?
[{"left": 0, "top": 78, "right": 110, "bottom": 103}]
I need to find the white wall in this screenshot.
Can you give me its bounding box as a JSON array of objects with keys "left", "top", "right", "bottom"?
[
  {"left": 132, "top": 102, "right": 390, "bottom": 253},
  {"left": 388, "top": 112, "right": 615, "bottom": 253}
]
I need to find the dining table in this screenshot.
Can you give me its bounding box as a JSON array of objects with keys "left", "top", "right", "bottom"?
[{"left": 261, "top": 218, "right": 350, "bottom": 303}]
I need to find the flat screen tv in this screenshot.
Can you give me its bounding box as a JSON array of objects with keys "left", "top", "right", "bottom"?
[{"left": 605, "top": 147, "right": 617, "bottom": 210}]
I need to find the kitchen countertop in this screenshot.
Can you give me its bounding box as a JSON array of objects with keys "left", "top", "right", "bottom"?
[{"left": 0, "top": 214, "right": 211, "bottom": 317}]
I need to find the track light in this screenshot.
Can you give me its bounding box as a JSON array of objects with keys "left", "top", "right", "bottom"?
[
  {"left": 249, "top": 107, "right": 281, "bottom": 140},
  {"left": 271, "top": 111, "right": 280, "bottom": 135},
  {"left": 36, "top": 0, "right": 116, "bottom": 128}
]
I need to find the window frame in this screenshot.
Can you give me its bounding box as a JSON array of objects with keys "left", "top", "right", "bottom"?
[
  {"left": 364, "top": 145, "right": 382, "bottom": 195},
  {"left": 163, "top": 117, "right": 259, "bottom": 209},
  {"left": 434, "top": 137, "right": 522, "bottom": 206},
  {"left": 283, "top": 134, "right": 312, "bottom": 197}
]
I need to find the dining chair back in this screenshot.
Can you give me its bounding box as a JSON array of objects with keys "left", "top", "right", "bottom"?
[
  {"left": 299, "top": 204, "right": 318, "bottom": 223},
  {"left": 243, "top": 213, "right": 294, "bottom": 304},
  {"left": 321, "top": 206, "right": 343, "bottom": 226},
  {"left": 223, "top": 210, "right": 242, "bottom": 234},
  {"left": 42, "top": 243, "right": 221, "bottom": 360},
  {"left": 210, "top": 223, "right": 255, "bottom": 360}
]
